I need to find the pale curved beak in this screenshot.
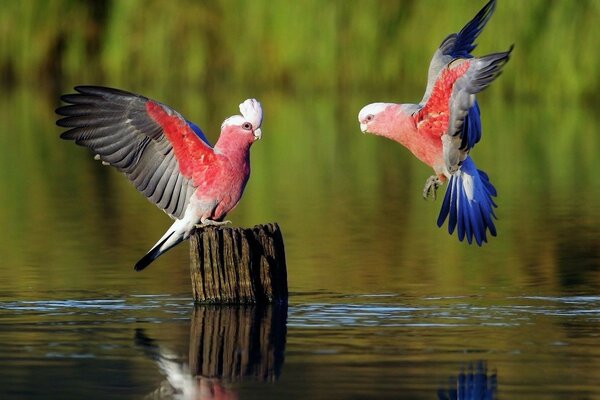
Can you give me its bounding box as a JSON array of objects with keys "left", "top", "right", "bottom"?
[
  {"left": 360, "top": 123, "right": 368, "bottom": 133},
  {"left": 253, "top": 128, "right": 262, "bottom": 140}
]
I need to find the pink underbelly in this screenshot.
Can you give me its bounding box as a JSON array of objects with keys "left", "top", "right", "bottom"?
[{"left": 405, "top": 138, "right": 443, "bottom": 171}]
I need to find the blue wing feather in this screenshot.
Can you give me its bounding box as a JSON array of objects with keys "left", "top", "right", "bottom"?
[
  {"left": 461, "top": 101, "right": 482, "bottom": 151},
  {"left": 445, "top": 0, "right": 496, "bottom": 59},
  {"left": 439, "top": 0, "right": 494, "bottom": 152}
]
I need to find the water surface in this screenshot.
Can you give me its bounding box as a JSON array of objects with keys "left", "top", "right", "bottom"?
[{"left": 1, "top": 290, "right": 600, "bottom": 399}]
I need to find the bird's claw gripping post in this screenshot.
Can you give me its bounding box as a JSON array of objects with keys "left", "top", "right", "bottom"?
[
  {"left": 198, "top": 219, "right": 232, "bottom": 228},
  {"left": 422, "top": 176, "right": 442, "bottom": 200}
]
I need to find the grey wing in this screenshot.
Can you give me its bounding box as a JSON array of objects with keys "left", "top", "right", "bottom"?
[
  {"left": 421, "top": 0, "right": 497, "bottom": 105},
  {"left": 56, "top": 86, "right": 201, "bottom": 219},
  {"left": 443, "top": 47, "right": 513, "bottom": 173}
]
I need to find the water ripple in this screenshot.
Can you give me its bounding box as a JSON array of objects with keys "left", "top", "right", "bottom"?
[
  {"left": 288, "top": 294, "right": 600, "bottom": 328},
  {"left": 0, "top": 294, "right": 194, "bottom": 324}
]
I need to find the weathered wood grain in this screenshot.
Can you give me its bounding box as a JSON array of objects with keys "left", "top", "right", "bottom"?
[{"left": 189, "top": 223, "right": 288, "bottom": 304}]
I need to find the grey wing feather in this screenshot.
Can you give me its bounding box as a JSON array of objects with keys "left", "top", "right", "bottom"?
[
  {"left": 421, "top": 49, "right": 454, "bottom": 105},
  {"left": 444, "top": 47, "right": 513, "bottom": 173},
  {"left": 421, "top": 0, "right": 496, "bottom": 105},
  {"left": 56, "top": 86, "right": 203, "bottom": 219}
]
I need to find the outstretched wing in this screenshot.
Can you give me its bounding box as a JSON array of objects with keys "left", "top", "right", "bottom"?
[
  {"left": 438, "top": 0, "right": 496, "bottom": 59},
  {"left": 421, "top": 0, "right": 496, "bottom": 104},
  {"left": 56, "top": 86, "right": 216, "bottom": 219},
  {"left": 443, "top": 47, "right": 512, "bottom": 173}
]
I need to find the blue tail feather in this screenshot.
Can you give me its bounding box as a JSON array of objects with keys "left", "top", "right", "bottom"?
[{"left": 436, "top": 157, "right": 497, "bottom": 245}]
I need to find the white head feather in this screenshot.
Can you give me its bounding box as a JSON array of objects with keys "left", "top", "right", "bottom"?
[
  {"left": 221, "top": 98, "right": 263, "bottom": 131},
  {"left": 239, "top": 98, "right": 262, "bottom": 129},
  {"left": 358, "top": 102, "right": 392, "bottom": 123},
  {"left": 358, "top": 102, "right": 393, "bottom": 132}
]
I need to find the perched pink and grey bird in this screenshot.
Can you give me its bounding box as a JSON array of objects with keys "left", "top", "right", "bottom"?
[
  {"left": 57, "top": 86, "right": 262, "bottom": 270},
  {"left": 358, "top": 0, "right": 512, "bottom": 245}
]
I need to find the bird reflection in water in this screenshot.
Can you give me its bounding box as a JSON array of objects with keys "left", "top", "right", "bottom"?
[
  {"left": 135, "top": 304, "right": 287, "bottom": 399},
  {"left": 437, "top": 361, "right": 497, "bottom": 400}
]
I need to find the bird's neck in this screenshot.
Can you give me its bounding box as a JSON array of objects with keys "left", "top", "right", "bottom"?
[
  {"left": 214, "top": 127, "right": 253, "bottom": 166},
  {"left": 374, "top": 104, "right": 443, "bottom": 170},
  {"left": 371, "top": 104, "right": 417, "bottom": 145}
]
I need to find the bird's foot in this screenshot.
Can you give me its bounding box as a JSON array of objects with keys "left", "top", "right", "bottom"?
[
  {"left": 197, "top": 219, "right": 232, "bottom": 228},
  {"left": 422, "top": 175, "right": 442, "bottom": 200}
]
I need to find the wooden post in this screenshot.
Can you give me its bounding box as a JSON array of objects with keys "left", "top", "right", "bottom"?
[
  {"left": 189, "top": 223, "right": 288, "bottom": 304},
  {"left": 189, "top": 304, "right": 287, "bottom": 382}
]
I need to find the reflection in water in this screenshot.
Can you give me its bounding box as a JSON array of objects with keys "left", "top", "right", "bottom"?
[
  {"left": 437, "top": 362, "right": 497, "bottom": 400},
  {"left": 135, "top": 304, "right": 287, "bottom": 399},
  {"left": 190, "top": 304, "right": 287, "bottom": 382},
  {"left": 135, "top": 329, "right": 213, "bottom": 400}
]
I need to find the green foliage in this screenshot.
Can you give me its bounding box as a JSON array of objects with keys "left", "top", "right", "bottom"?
[{"left": 1, "top": 0, "right": 598, "bottom": 102}]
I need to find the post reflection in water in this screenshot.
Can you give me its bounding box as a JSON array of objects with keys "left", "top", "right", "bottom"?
[
  {"left": 135, "top": 304, "right": 287, "bottom": 399},
  {"left": 437, "top": 362, "right": 497, "bottom": 400}
]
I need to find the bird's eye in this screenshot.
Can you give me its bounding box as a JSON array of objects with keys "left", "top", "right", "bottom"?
[
  {"left": 366, "top": 114, "right": 374, "bottom": 122},
  {"left": 242, "top": 122, "right": 253, "bottom": 130}
]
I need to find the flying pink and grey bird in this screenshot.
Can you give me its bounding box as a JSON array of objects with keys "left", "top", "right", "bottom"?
[
  {"left": 358, "top": 0, "right": 512, "bottom": 245},
  {"left": 57, "top": 86, "right": 262, "bottom": 270}
]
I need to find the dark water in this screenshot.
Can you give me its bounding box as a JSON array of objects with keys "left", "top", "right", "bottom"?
[
  {"left": 1, "top": 292, "right": 599, "bottom": 399},
  {"left": 0, "top": 86, "right": 599, "bottom": 399}
]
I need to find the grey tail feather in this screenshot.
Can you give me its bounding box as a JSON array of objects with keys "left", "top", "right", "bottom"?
[{"left": 134, "top": 232, "right": 175, "bottom": 272}]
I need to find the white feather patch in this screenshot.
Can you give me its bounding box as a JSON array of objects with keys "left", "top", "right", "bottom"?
[
  {"left": 239, "top": 98, "right": 262, "bottom": 129},
  {"left": 221, "top": 115, "right": 245, "bottom": 128},
  {"left": 358, "top": 102, "right": 392, "bottom": 123},
  {"left": 462, "top": 171, "right": 475, "bottom": 201}
]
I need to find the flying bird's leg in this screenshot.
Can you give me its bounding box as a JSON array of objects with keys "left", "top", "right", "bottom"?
[
  {"left": 198, "top": 218, "right": 232, "bottom": 227},
  {"left": 423, "top": 175, "right": 443, "bottom": 200}
]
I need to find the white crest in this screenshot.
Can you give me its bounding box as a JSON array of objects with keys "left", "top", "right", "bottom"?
[
  {"left": 239, "top": 98, "right": 262, "bottom": 129},
  {"left": 221, "top": 98, "right": 263, "bottom": 130}
]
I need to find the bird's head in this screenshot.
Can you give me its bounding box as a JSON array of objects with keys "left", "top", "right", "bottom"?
[
  {"left": 221, "top": 98, "right": 263, "bottom": 142},
  {"left": 358, "top": 102, "right": 418, "bottom": 142},
  {"left": 358, "top": 102, "right": 396, "bottom": 135}
]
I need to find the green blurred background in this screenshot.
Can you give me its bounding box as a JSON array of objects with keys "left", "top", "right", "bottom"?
[{"left": 0, "top": 0, "right": 599, "bottom": 297}]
